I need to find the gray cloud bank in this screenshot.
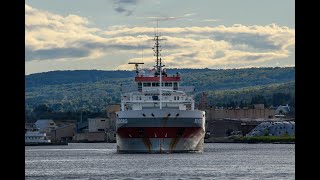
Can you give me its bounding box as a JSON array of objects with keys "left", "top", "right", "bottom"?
[{"left": 25, "top": 4, "right": 295, "bottom": 70}]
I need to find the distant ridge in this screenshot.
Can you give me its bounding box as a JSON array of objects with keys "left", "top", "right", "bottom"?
[
  {"left": 25, "top": 67, "right": 295, "bottom": 113},
  {"left": 26, "top": 67, "right": 294, "bottom": 88}
]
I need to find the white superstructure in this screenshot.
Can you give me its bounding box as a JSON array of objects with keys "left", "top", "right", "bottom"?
[{"left": 25, "top": 128, "right": 51, "bottom": 144}]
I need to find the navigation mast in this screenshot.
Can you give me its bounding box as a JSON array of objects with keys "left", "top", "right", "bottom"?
[{"left": 153, "top": 25, "right": 165, "bottom": 109}]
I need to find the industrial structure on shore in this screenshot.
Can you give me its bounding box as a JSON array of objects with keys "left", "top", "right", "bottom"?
[
  {"left": 25, "top": 99, "right": 294, "bottom": 145},
  {"left": 25, "top": 105, "right": 119, "bottom": 144},
  {"left": 197, "top": 92, "right": 294, "bottom": 138}
]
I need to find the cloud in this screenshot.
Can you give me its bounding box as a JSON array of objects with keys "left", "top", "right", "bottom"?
[
  {"left": 112, "top": 0, "right": 140, "bottom": 16},
  {"left": 184, "top": 13, "right": 196, "bottom": 17},
  {"left": 102, "top": 25, "right": 294, "bottom": 60},
  {"left": 144, "top": 16, "right": 181, "bottom": 21},
  {"left": 25, "top": 47, "right": 90, "bottom": 60},
  {"left": 25, "top": 4, "right": 295, "bottom": 71},
  {"left": 140, "top": 13, "right": 196, "bottom": 22},
  {"left": 116, "top": 0, "right": 139, "bottom": 4},
  {"left": 202, "top": 19, "right": 220, "bottom": 22},
  {"left": 114, "top": 6, "right": 127, "bottom": 14},
  {"left": 213, "top": 32, "right": 281, "bottom": 51},
  {"left": 25, "top": 4, "right": 105, "bottom": 61}
]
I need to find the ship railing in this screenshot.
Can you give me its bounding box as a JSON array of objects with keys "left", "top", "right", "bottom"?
[
  {"left": 121, "top": 99, "right": 193, "bottom": 103},
  {"left": 121, "top": 85, "right": 195, "bottom": 93},
  {"left": 178, "top": 86, "right": 195, "bottom": 92},
  {"left": 143, "top": 87, "right": 174, "bottom": 91},
  {"left": 143, "top": 88, "right": 184, "bottom": 93}
]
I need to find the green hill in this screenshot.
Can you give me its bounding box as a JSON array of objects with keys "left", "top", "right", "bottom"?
[{"left": 25, "top": 67, "right": 295, "bottom": 121}]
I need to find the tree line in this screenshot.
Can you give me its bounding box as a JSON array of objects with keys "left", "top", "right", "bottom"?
[{"left": 25, "top": 67, "right": 295, "bottom": 122}]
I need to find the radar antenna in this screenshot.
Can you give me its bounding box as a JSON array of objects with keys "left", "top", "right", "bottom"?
[{"left": 128, "top": 62, "right": 144, "bottom": 76}]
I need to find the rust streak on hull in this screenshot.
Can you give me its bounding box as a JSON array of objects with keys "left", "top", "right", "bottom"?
[
  {"left": 142, "top": 137, "right": 152, "bottom": 152},
  {"left": 169, "top": 137, "right": 181, "bottom": 151}
]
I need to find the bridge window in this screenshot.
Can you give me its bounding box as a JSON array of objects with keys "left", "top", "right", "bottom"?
[
  {"left": 151, "top": 82, "right": 165, "bottom": 87},
  {"left": 173, "top": 82, "right": 178, "bottom": 90},
  {"left": 165, "top": 82, "right": 172, "bottom": 87},
  {"left": 143, "top": 82, "right": 151, "bottom": 87}
]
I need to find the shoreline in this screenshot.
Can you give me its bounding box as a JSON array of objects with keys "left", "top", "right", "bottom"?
[
  {"left": 205, "top": 135, "right": 295, "bottom": 144},
  {"left": 204, "top": 141, "right": 295, "bottom": 144},
  {"left": 25, "top": 142, "right": 68, "bottom": 146},
  {"left": 25, "top": 137, "right": 295, "bottom": 145}
]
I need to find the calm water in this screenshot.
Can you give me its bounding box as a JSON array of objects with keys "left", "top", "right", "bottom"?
[{"left": 25, "top": 143, "right": 295, "bottom": 179}]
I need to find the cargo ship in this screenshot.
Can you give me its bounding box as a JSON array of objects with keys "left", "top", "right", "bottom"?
[{"left": 116, "top": 32, "right": 206, "bottom": 153}]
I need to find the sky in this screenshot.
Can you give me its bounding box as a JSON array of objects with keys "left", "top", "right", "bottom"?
[{"left": 25, "top": 0, "right": 295, "bottom": 75}]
